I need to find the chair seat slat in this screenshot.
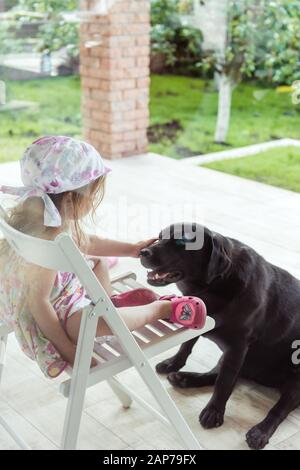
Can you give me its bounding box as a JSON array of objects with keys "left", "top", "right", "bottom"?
[
  {"left": 94, "top": 343, "right": 119, "bottom": 362},
  {"left": 136, "top": 325, "right": 163, "bottom": 342},
  {"left": 103, "top": 338, "right": 125, "bottom": 356},
  {"left": 124, "top": 277, "right": 145, "bottom": 290},
  {"left": 112, "top": 281, "right": 130, "bottom": 293}
]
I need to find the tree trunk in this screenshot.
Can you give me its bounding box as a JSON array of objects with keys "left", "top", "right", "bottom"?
[{"left": 214, "top": 73, "right": 233, "bottom": 144}]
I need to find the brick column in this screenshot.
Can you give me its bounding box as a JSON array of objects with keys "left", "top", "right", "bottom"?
[{"left": 80, "top": 0, "right": 151, "bottom": 159}]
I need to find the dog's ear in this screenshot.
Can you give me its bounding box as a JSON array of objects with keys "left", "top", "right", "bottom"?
[{"left": 207, "top": 234, "right": 232, "bottom": 284}]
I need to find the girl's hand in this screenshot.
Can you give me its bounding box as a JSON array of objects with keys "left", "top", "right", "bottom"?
[{"left": 131, "top": 238, "right": 158, "bottom": 258}]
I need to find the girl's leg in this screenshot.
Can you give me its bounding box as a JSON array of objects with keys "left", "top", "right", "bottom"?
[
  {"left": 67, "top": 257, "right": 170, "bottom": 342},
  {"left": 65, "top": 301, "right": 171, "bottom": 344},
  {"left": 92, "top": 257, "right": 113, "bottom": 297},
  {"left": 91, "top": 257, "right": 158, "bottom": 305}
]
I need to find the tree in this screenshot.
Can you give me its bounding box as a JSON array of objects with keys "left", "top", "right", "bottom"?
[
  {"left": 151, "top": 0, "right": 203, "bottom": 70},
  {"left": 256, "top": 1, "right": 300, "bottom": 85},
  {"left": 16, "top": 0, "right": 78, "bottom": 15},
  {"left": 201, "top": 0, "right": 300, "bottom": 143},
  {"left": 212, "top": 0, "right": 259, "bottom": 143}
]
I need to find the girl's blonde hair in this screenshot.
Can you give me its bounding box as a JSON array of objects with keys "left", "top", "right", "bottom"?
[{"left": 0, "top": 175, "right": 106, "bottom": 255}]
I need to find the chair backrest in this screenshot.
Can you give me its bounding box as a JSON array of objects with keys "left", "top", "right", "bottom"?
[
  {"left": 0, "top": 205, "right": 109, "bottom": 306},
  {"left": 0, "top": 213, "right": 74, "bottom": 273}
]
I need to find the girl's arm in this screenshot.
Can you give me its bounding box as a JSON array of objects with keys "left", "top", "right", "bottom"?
[
  {"left": 26, "top": 266, "right": 76, "bottom": 366},
  {"left": 84, "top": 235, "right": 158, "bottom": 258}
]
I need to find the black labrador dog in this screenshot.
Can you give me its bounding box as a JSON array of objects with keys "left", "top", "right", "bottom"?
[{"left": 140, "top": 223, "right": 300, "bottom": 450}]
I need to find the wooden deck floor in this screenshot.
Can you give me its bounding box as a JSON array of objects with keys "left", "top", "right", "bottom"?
[{"left": 0, "top": 153, "right": 300, "bottom": 450}]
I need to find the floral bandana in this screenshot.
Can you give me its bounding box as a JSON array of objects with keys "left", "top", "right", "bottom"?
[{"left": 0, "top": 136, "right": 111, "bottom": 227}]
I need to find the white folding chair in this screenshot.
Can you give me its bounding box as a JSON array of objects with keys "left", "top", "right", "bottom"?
[{"left": 0, "top": 208, "right": 215, "bottom": 450}]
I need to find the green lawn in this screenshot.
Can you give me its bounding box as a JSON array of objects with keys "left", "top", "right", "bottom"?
[
  {"left": 203, "top": 146, "right": 300, "bottom": 193},
  {"left": 0, "top": 76, "right": 82, "bottom": 163},
  {"left": 149, "top": 75, "right": 300, "bottom": 158},
  {"left": 0, "top": 74, "right": 299, "bottom": 164}
]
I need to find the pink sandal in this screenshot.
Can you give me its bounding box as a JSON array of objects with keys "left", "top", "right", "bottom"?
[
  {"left": 111, "top": 288, "right": 159, "bottom": 307},
  {"left": 160, "top": 295, "right": 207, "bottom": 329}
]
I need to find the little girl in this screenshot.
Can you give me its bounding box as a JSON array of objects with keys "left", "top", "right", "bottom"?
[{"left": 0, "top": 136, "right": 206, "bottom": 378}]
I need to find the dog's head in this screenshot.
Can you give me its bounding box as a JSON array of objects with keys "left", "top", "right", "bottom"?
[{"left": 140, "top": 222, "right": 232, "bottom": 287}]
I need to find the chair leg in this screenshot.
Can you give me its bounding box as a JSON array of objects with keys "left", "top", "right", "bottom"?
[
  {"left": 0, "top": 334, "right": 30, "bottom": 449},
  {"left": 98, "top": 302, "right": 202, "bottom": 449},
  {"left": 60, "top": 310, "right": 98, "bottom": 450},
  {"left": 136, "top": 362, "right": 202, "bottom": 450},
  {"left": 107, "top": 377, "right": 132, "bottom": 409}
]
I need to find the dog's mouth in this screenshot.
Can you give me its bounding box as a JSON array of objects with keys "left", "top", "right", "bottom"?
[{"left": 147, "top": 268, "right": 183, "bottom": 286}]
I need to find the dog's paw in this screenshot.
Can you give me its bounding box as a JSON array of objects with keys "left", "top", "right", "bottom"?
[
  {"left": 156, "top": 357, "right": 183, "bottom": 374},
  {"left": 199, "top": 404, "right": 224, "bottom": 429},
  {"left": 246, "top": 425, "right": 270, "bottom": 450},
  {"left": 167, "top": 372, "right": 190, "bottom": 388}
]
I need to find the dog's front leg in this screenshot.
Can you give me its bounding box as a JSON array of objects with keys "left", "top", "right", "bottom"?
[
  {"left": 246, "top": 377, "right": 300, "bottom": 450},
  {"left": 199, "top": 343, "right": 248, "bottom": 428},
  {"left": 156, "top": 337, "right": 199, "bottom": 374}
]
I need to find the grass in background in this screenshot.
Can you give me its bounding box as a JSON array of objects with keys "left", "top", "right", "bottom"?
[
  {"left": 149, "top": 75, "right": 300, "bottom": 158},
  {"left": 203, "top": 146, "right": 300, "bottom": 193},
  {"left": 0, "top": 74, "right": 299, "bottom": 163},
  {"left": 0, "top": 76, "right": 82, "bottom": 163}
]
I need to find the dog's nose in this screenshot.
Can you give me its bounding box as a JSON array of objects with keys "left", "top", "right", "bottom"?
[{"left": 140, "top": 248, "right": 152, "bottom": 257}]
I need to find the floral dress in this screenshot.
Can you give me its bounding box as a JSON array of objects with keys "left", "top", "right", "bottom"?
[{"left": 0, "top": 245, "right": 94, "bottom": 379}]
